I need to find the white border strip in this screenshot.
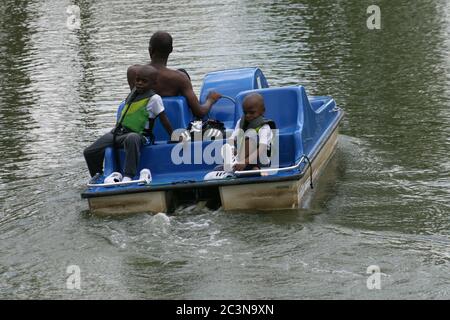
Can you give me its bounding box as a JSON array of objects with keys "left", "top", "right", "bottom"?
[
  {"left": 234, "top": 156, "right": 305, "bottom": 176},
  {"left": 87, "top": 178, "right": 149, "bottom": 188}
]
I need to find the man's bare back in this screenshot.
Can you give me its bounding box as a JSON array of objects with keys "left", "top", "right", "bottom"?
[
  {"left": 127, "top": 31, "right": 221, "bottom": 118},
  {"left": 148, "top": 64, "right": 188, "bottom": 97},
  {"left": 127, "top": 64, "right": 187, "bottom": 95}
]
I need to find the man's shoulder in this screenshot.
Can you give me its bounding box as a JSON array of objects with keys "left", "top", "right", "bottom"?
[{"left": 159, "top": 67, "right": 189, "bottom": 84}]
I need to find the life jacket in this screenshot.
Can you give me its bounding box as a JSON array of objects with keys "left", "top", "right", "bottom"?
[
  {"left": 237, "top": 115, "right": 276, "bottom": 167},
  {"left": 118, "top": 90, "right": 155, "bottom": 134},
  {"left": 239, "top": 115, "right": 276, "bottom": 132}
]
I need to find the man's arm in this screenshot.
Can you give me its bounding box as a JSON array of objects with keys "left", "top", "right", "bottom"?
[{"left": 180, "top": 77, "right": 221, "bottom": 118}]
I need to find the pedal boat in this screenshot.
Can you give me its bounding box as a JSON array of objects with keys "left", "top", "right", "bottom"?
[{"left": 81, "top": 68, "right": 344, "bottom": 215}]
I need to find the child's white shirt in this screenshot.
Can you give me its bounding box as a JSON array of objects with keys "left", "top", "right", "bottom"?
[
  {"left": 146, "top": 94, "right": 165, "bottom": 119},
  {"left": 229, "top": 119, "right": 273, "bottom": 146}
]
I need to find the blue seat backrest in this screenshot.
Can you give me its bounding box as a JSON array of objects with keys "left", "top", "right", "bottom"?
[
  {"left": 234, "top": 87, "right": 302, "bottom": 165},
  {"left": 152, "top": 96, "right": 193, "bottom": 142},
  {"left": 235, "top": 87, "right": 338, "bottom": 159},
  {"left": 116, "top": 96, "right": 193, "bottom": 143},
  {"left": 199, "top": 68, "right": 269, "bottom": 129},
  {"left": 235, "top": 86, "right": 301, "bottom": 135}
]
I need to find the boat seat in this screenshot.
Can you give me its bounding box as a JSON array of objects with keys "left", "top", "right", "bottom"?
[
  {"left": 235, "top": 87, "right": 302, "bottom": 166},
  {"left": 104, "top": 139, "right": 221, "bottom": 179},
  {"left": 235, "top": 86, "right": 338, "bottom": 164},
  {"left": 199, "top": 68, "right": 269, "bottom": 129},
  {"left": 105, "top": 87, "right": 339, "bottom": 180},
  {"left": 152, "top": 96, "right": 193, "bottom": 142}
]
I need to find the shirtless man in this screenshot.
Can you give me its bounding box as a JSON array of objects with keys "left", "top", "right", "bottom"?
[{"left": 127, "top": 31, "right": 221, "bottom": 118}]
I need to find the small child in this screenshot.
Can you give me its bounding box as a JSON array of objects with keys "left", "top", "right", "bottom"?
[
  {"left": 84, "top": 65, "right": 174, "bottom": 182},
  {"left": 228, "top": 93, "right": 276, "bottom": 172}
]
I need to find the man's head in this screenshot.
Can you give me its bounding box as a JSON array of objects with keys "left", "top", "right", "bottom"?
[
  {"left": 242, "top": 93, "right": 265, "bottom": 122},
  {"left": 135, "top": 65, "right": 158, "bottom": 93},
  {"left": 148, "top": 31, "right": 173, "bottom": 59}
]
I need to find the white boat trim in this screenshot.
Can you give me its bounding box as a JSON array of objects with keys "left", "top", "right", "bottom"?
[
  {"left": 87, "top": 178, "right": 150, "bottom": 188},
  {"left": 234, "top": 156, "right": 306, "bottom": 176}
]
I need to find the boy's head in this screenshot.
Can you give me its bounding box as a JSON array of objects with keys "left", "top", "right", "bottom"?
[
  {"left": 242, "top": 93, "right": 265, "bottom": 122},
  {"left": 135, "top": 65, "right": 158, "bottom": 93}
]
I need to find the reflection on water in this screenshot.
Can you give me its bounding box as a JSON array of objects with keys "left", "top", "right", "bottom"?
[
  {"left": 0, "top": 1, "right": 36, "bottom": 186},
  {"left": 0, "top": 0, "right": 449, "bottom": 299}
]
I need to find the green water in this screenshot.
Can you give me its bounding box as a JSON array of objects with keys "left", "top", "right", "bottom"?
[{"left": 0, "top": 0, "right": 449, "bottom": 299}]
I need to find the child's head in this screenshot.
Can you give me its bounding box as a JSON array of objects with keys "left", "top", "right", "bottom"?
[
  {"left": 242, "top": 93, "right": 265, "bottom": 122},
  {"left": 135, "top": 65, "right": 158, "bottom": 93}
]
